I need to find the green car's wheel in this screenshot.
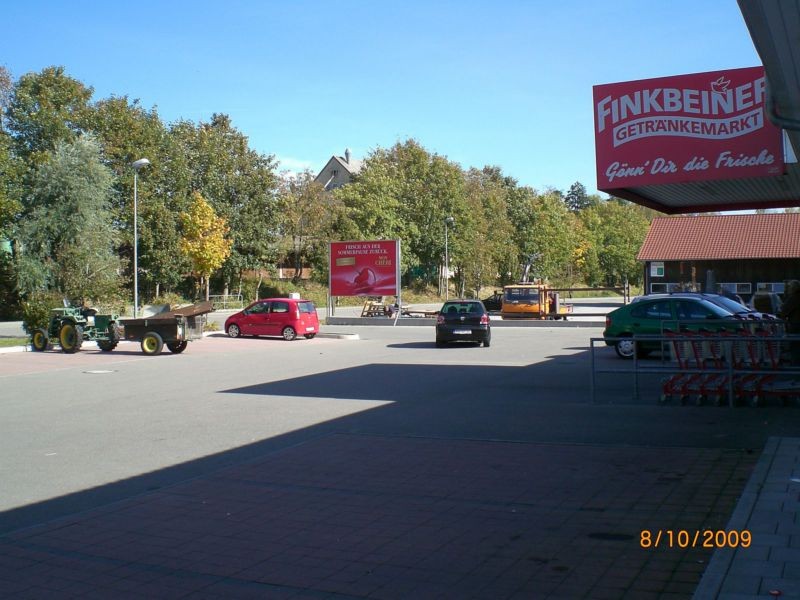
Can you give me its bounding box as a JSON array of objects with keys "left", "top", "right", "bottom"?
[
  {"left": 614, "top": 336, "right": 635, "bottom": 359},
  {"left": 141, "top": 331, "right": 164, "bottom": 356},
  {"left": 31, "top": 328, "right": 50, "bottom": 351},
  {"left": 59, "top": 323, "right": 83, "bottom": 354}
]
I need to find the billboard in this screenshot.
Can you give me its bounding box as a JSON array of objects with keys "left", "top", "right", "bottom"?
[
  {"left": 593, "top": 66, "right": 784, "bottom": 190},
  {"left": 329, "top": 240, "right": 400, "bottom": 297}
]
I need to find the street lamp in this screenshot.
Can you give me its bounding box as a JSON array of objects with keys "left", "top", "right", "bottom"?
[
  {"left": 131, "top": 158, "right": 150, "bottom": 318},
  {"left": 444, "top": 216, "right": 454, "bottom": 300}
]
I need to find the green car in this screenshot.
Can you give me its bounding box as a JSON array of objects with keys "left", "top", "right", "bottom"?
[{"left": 603, "top": 296, "right": 738, "bottom": 359}]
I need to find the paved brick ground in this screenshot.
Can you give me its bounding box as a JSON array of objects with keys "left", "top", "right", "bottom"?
[
  {"left": 694, "top": 437, "right": 800, "bottom": 600},
  {"left": 0, "top": 434, "right": 755, "bottom": 599}
]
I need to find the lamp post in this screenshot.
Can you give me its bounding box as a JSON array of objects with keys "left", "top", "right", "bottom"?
[
  {"left": 444, "top": 216, "right": 454, "bottom": 300},
  {"left": 131, "top": 158, "right": 150, "bottom": 318}
]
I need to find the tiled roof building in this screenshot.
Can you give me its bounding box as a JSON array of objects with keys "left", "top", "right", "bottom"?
[{"left": 638, "top": 213, "right": 800, "bottom": 298}]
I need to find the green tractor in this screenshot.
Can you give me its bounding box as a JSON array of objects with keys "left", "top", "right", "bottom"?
[{"left": 30, "top": 305, "right": 122, "bottom": 354}]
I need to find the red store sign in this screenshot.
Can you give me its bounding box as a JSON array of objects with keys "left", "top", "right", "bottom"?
[{"left": 593, "top": 66, "right": 784, "bottom": 190}]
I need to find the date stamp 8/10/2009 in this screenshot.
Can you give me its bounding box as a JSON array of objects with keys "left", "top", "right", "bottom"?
[{"left": 640, "top": 530, "right": 752, "bottom": 549}]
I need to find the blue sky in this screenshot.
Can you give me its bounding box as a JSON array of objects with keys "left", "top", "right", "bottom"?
[{"left": 2, "top": 1, "right": 760, "bottom": 195}]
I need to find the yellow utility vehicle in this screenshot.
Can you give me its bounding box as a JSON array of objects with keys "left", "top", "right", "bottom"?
[{"left": 500, "top": 282, "right": 573, "bottom": 320}]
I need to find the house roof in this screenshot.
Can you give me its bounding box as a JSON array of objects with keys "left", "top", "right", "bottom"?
[
  {"left": 332, "top": 154, "right": 363, "bottom": 175},
  {"left": 313, "top": 154, "right": 364, "bottom": 190},
  {"left": 637, "top": 213, "right": 800, "bottom": 260}
]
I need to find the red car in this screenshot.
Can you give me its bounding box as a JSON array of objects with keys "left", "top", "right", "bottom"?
[{"left": 224, "top": 298, "right": 319, "bottom": 341}]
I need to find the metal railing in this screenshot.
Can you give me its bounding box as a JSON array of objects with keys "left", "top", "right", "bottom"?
[
  {"left": 209, "top": 294, "right": 244, "bottom": 310},
  {"left": 590, "top": 331, "right": 800, "bottom": 406}
]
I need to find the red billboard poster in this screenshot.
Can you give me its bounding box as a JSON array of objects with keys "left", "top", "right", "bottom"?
[
  {"left": 593, "top": 66, "right": 784, "bottom": 190},
  {"left": 329, "top": 240, "right": 400, "bottom": 297}
]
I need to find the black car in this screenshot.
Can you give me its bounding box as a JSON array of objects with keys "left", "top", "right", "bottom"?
[{"left": 435, "top": 300, "right": 491, "bottom": 347}]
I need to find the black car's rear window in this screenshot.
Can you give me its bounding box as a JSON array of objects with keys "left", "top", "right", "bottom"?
[
  {"left": 298, "top": 301, "right": 316, "bottom": 313},
  {"left": 441, "top": 302, "right": 484, "bottom": 314}
]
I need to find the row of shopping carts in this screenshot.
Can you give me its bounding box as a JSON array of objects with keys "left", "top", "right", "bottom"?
[{"left": 660, "top": 324, "right": 800, "bottom": 406}]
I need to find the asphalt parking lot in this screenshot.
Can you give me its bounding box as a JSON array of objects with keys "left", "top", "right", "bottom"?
[{"left": 2, "top": 323, "right": 800, "bottom": 598}]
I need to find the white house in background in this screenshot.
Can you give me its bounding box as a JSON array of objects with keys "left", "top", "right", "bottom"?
[{"left": 314, "top": 148, "right": 363, "bottom": 191}]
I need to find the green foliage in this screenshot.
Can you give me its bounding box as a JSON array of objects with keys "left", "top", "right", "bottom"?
[
  {"left": 564, "top": 181, "right": 590, "bottom": 212},
  {"left": 239, "top": 275, "right": 330, "bottom": 307},
  {"left": 167, "top": 114, "right": 279, "bottom": 292},
  {"left": 0, "top": 129, "right": 22, "bottom": 237},
  {"left": 334, "top": 140, "right": 466, "bottom": 289},
  {"left": 5, "top": 66, "right": 93, "bottom": 166},
  {"left": 15, "top": 136, "right": 123, "bottom": 304},
  {"left": 20, "top": 291, "right": 62, "bottom": 333},
  {"left": 0, "top": 250, "right": 20, "bottom": 318},
  {"left": 453, "top": 168, "right": 516, "bottom": 296},
  {"left": 579, "top": 198, "right": 651, "bottom": 285},
  {"left": 0, "top": 66, "right": 659, "bottom": 306},
  {"left": 154, "top": 291, "right": 191, "bottom": 308},
  {"left": 277, "top": 171, "right": 339, "bottom": 282}
]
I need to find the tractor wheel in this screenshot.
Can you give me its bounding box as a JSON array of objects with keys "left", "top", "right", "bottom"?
[
  {"left": 97, "top": 323, "right": 120, "bottom": 352},
  {"left": 141, "top": 331, "right": 164, "bottom": 356},
  {"left": 167, "top": 341, "right": 188, "bottom": 354},
  {"left": 31, "top": 328, "right": 50, "bottom": 351},
  {"left": 59, "top": 323, "right": 83, "bottom": 353}
]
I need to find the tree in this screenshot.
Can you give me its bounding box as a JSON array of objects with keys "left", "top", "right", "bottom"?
[
  {"left": 564, "top": 181, "right": 591, "bottom": 212},
  {"left": 180, "top": 192, "right": 233, "bottom": 300},
  {"left": 277, "top": 171, "right": 339, "bottom": 284},
  {"left": 15, "top": 136, "right": 122, "bottom": 303},
  {"left": 4, "top": 66, "right": 93, "bottom": 166},
  {"left": 579, "top": 199, "right": 651, "bottom": 286},
  {"left": 505, "top": 185, "right": 580, "bottom": 285},
  {"left": 166, "top": 114, "right": 279, "bottom": 296},
  {"left": 0, "top": 131, "right": 21, "bottom": 240},
  {"left": 453, "top": 168, "right": 516, "bottom": 296},
  {"left": 0, "top": 66, "right": 22, "bottom": 237},
  {"left": 334, "top": 139, "right": 465, "bottom": 291},
  {"left": 85, "top": 95, "right": 185, "bottom": 298}
]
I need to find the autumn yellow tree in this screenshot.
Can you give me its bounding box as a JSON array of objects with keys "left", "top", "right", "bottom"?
[{"left": 180, "top": 191, "right": 233, "bottom": 300}]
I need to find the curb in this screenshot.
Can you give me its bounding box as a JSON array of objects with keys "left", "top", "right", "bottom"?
[
  {"left": 0, "top": 340, "right": 101, "bottom": 354},
  {"left": 324, "top": 317, "right": 605, "bottom": 327},
  {"left": 317, "top": 332, "right": 360, "bottom": 340},
  {"left": 0, "top": 344, "right": 28, "bottom": 354},
  {"left": 691, "top": 436, "right": 780, "bottom": 599}
]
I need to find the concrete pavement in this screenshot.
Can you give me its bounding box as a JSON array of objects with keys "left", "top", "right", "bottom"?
[{"left": 1, "top": 324, "right": 799, "bottom": 598}]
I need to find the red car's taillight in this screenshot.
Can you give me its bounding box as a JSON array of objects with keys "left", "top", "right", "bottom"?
[
  {"left": 480, "top": 313, "right": 489, "bottom": 325},
  {"left": 437, "top": 315, "right": 445, "bottom": 325}
]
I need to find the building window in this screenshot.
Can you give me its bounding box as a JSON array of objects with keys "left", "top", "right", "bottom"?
[
  {"left": 757, "top": 282, "right": 785, "bottom": 294},
  {"left": 719, "top": 282, "right": 752, "bottom": 295},
  {"left": 650, "top": 282, "right": 682, "bottom": 294}
]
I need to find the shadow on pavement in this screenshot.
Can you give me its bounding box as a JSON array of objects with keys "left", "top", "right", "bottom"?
[{"left": 3, "top": 344, "right": 800, "bottom": 597}]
